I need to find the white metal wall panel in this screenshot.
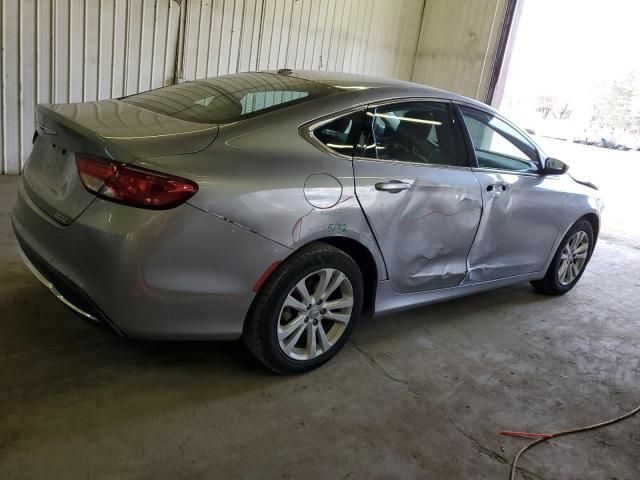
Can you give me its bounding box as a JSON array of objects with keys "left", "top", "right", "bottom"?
[
  {"left": 0, "top": 0, "right": 181, "bottom": 174},
  {"left": 2, "top": 1, "right": 20, "bottom": 175},
  {"left": 178, "top": 0, "right": 424, "bottom": 83},
  {"left": 1, "top": 0, "right": 508, "bottom": 174},
  {"left": 411, "top": 0, "right": 507, "bottom": 100},
  {"left": 20, "top": 1, "right": 37, "bottom": 177}
]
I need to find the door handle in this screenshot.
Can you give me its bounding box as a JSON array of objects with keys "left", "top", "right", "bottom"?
[
  {"left": 375, "top": 180, "right": 412, "bottom": 193},
  {"left": 486, "top": 183, "right": 509, "bottom": 192}
]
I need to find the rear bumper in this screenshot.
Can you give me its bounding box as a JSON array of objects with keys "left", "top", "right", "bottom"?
[
  {"left": 16, "top": 238, "right": 123, "bottom": 334},
  {"left": 12, "top": 180, "right": 291, "bottom": 339}
]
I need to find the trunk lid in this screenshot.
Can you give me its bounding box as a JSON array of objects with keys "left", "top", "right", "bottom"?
[{"left": 23, "top": 100, "right": 218, "bottom": 225}]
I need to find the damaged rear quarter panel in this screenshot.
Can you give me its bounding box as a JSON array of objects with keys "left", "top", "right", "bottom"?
[{"left": 133, "top": 104, "right": 388, "bottom": 281}]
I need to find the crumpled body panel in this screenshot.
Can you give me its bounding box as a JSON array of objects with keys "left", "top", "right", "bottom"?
[
  {"left": 465, "top": 171, "right": 566, "bottom": 282},
  {"left": 140, "top": 106, "right": 390, "bottom": 281},
  {"left": 353, "top": 160, "right": 483, "bottom": 293}
]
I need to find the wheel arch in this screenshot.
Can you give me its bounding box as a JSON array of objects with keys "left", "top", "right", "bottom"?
[
  {"left": 250, "top": 236, "right": 381, "bottom": 318},
  {"left": 317, "top": 236, "right": 378, "bottom": 317},
  {"left": 542, "top": 209, "right": 601, "bottom": 274},
  {"left": 581, "top": 212, "right": 600, "bottom": 243}
]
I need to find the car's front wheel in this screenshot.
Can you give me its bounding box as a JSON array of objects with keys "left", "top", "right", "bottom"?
[
  {"left": 243, "top": 242, "right": 363, "bottom": 374},
  {"left": 531, "top": 218, "right": 594, "bottom": 295}
]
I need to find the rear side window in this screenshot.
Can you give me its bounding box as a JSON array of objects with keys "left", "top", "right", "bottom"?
[
  {"left": 123, "top": 72, "right": 337, "bottom": 124},
  {"left": 356, "top": 101, "right": 467, "bottom": 167},
  {"left": 312, "top": 111, "right": 364, "bottom": 157}
]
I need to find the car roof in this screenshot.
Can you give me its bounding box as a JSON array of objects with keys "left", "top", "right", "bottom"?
[{"left": 264, "top": 69, "right": 494, "bottom": 113}]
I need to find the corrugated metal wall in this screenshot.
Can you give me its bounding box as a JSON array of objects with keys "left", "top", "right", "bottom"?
[
  {"left": 1, "top": 0, "right": 506, "bottom": 174},
  {"left": 1, "top": 0, "right": 182, "bottom": 174},
  {"left": 178, "top": 0, "right": 424, "bottom": 82}
]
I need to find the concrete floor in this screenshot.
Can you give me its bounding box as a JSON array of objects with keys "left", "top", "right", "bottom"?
[{"left": 0, "top": 173, "right": 638, "bottom": 480}]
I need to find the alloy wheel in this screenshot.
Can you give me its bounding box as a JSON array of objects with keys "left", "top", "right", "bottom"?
[
  {"left": 277, "top": 268, "right": 354, "bottom": 361},
  {"left": 557, "top": 230, "right": 589, "bottom": 286}
]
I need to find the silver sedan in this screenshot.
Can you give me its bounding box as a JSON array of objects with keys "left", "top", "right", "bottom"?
[{"left": 12, "top": 70, "right": 603, "bottom": 373}]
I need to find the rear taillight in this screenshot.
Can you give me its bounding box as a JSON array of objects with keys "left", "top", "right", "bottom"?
[{"left": 75, "top": 154, "right": 198, "bottom": 209}]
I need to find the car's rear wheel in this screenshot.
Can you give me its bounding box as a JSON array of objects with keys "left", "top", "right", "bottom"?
[
  {"left": 531, "top": 219, "right": 594, "bottom": 295},
  {"left": 243, "top": 242, "right": 363, "bottom": 374}
]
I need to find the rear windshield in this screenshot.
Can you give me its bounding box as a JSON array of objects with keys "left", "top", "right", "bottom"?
[{"left": 122, "top": 72, "right": 337, "bottom": 124}]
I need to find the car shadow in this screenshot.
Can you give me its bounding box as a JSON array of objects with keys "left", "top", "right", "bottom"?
[
  {"left": 1, "top": 276, "right": 283, "bottom": 403},
  {"left": 1, "top": 262, "right": 565, "bottom": 445}
]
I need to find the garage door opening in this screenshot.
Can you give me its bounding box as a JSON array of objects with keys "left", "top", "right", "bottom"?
[{"left": 491, "top": 0, "right": 640, "bottom": 245}]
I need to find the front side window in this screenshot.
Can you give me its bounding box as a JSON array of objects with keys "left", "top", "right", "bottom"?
[
  {"left": 357, "top": 101, "right": 466, "bottom": 167},
  {"left": 459, "top": 106, "right": 540, "bottom": 173},
  {"left": 313, "top": 111, "right": 364, "bottom": 157}
]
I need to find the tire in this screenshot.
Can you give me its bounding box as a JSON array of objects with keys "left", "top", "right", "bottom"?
[
  {"left": 243, "top": 242, "right": 364, "bottom": 374},
  {"left": 531, "top": 219, "right": 595, "bottom": 295}
]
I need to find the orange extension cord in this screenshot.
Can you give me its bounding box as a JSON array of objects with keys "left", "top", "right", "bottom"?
[{"left": 500, "top": 403, "right": 640, "bottom": 479}]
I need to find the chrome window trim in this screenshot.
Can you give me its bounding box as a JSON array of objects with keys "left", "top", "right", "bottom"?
[
  {"left": 358, "top": 97, "right": 471, "bottom": 168},
  {"left": 353, "top": 156, "right": 474, "bottom": 172},
  {"left": 454, "top": 99, "right": 540, "bottom": 148},
  {"left": 471, "top": 167, "right": 543, "bottom": 178},
  {"left": 299, "top": 105, "right": 367, "bottom": 160},
  {"left": 299, "top": 96, "right": 458, "bottom": 161},
  {"left": 454, "top": 100, "right": 545, "bottom": 172},
  {"left": 365, "top": 96, "right": 454, "bottom": 108}
]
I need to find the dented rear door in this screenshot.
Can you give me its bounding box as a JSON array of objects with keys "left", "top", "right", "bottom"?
[{"left": 353, "top": 100, "right": 483, "bottom": 293}]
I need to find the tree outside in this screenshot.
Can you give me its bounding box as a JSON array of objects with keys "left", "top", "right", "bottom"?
[{"left": 495, "top": 0, "right": 640, "bottom": 150}]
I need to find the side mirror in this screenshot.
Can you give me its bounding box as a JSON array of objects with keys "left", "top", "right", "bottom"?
[{"left": 542, "top": 157, "right": 569, "bottom": 175}]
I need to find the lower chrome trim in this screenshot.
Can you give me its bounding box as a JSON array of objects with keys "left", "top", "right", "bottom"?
[{"left": 17, "top": 245, "right": 99, "bottom": 322}]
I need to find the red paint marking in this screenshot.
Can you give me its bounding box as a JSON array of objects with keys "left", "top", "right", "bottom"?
[{"left": 252, "top": 261, "right": 282, "bottom": 293}]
